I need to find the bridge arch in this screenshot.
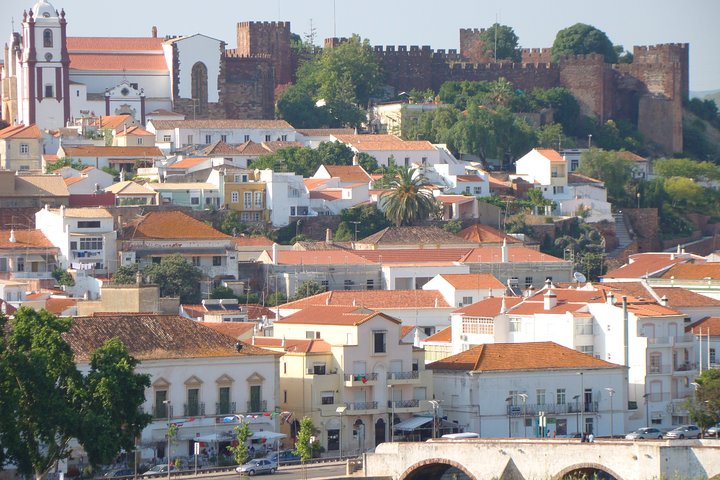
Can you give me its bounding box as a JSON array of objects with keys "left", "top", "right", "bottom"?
[
  {"left": 554, "top": 462, "right": 624, "bottom": 480},
  {"left": 400, "top": 458, "right": 476, "bottom": 480}
]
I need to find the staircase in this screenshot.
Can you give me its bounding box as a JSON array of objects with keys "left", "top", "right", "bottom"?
[{"left": 609, "top": 212, "right": 633, "bottom": 257}]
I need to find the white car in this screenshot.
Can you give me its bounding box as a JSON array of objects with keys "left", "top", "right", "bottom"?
[
  {"left": 143, "top": 465, "right": 177, "bottom": 476},
  {"left": 625, "top": 427, "right": 664, "bottom": 440},
  {"left": 235, "top": 458, "right": 277, "bottom": 476}
]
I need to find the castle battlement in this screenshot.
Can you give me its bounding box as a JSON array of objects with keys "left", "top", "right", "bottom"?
[
  {"left": 225, "top": 49, "right": 272, "bottom": 59},
  {"left": 237, "top": 21, "right": 290, "bottom": 28},
  {"left": 448, "top": 61, "right": 556, "bottom": 72},
  {"left": 459, "top": 28, "right": 489, "bottom": 35},
  {"left": 634, "top": 43, "right": 689, "bottom": 53},
  {"left": 560, "top": 53, "right": 606, "bottom": 64}
]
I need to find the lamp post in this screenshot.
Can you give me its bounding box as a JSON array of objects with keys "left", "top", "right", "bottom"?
[
  {"left": 578, "top": 372, "right": 585, "bottom": 434},
  {"left": 636, "top": 192, "right": 641, "bottom": 209},
  {"left": 605, "top": 388, "right": 615, "bottom": 438},
  {"left": 336, "top": 406, "right": 346, "bottom": 460},
  {"left": 642, "top": 393, "right": 650, "bottom": 428},
  {"left": 505, "top": 397, "right": 513, "bottom": 438},
  {"left": 573, "top": 395, "right": 580, "bottom": 434},
  {"left": 428, "top": 400, "right": 440, "bottom": 439},
  {"left": 163, "top": 400, "right": 171, "bottom": 480},
  {"left": 587, "top": 134, "right": 592, "bottom": 149},
  {"left": 388, "top": 385, "right": 395, "bottom": 442},
  {"left": 349, "top": 221, "right": 360, "bottom": 242},
  {"left": 518, "top": 394, "right": 528, "bottom": 438}
]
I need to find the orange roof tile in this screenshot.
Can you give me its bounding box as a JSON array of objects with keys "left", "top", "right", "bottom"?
[
  {"left": 436, "top": 195, "right": 475, "bottom": 204},
  {"left": 534, "top": 148, "right": 565, "bottom": 163},
  {"left": 296, "top": 128, "right": 355, "bottom": 137},
  {"left": 115, "top": 125, "right": 154, "bottom": 137},
  {"left": 304, "top": 178, "right": 333, "bottom": 190},
  {"left": 271, "top": 250, "right": 373, "bottom": 266},
  {"left": 168, "top": 157, "right": 210, "bottom": 169},
  {"left": 202, "top": 322, "right": 257, "bottom": 340},
  {"left": 602, "top": 253, "right": 692, "bottom": 279},
  {"left": 64, "top": 176, "right": 85, "bottom": 186},
  {"left": 322, "top": 165, "right": 372, "bottom": 183},
  {"left": 424, "top": 326, "right": 452, "bottom": 343},
  {"left": 401, "top": 325, "right": 415, "bottom": 337},
  {"left": 67, "top": 37, "right": 167, "bottom": 72},
  {"left": 616, "top": 151, "right": 647, "bottom": 162},
  {"left": 67, "top": 37, "right": 165, "bottom": 51},
  {"left": 437, "top": 273, "right": 506, "bottom": 290},
  {"left": 686, "top": 317, "right": 720, "bottom": 336},
  {"left": 461, "top": 246, "right": 564, "bottom": 263},
  {"left": 660, "top": 263, "right": 720, "bottom": 280},
  {"left": 333, "top": 134, "right": 436, "bottom": 152},
  {"left": 123, "top": 211, "right": 230, "bottom": 240},
  {"left": 456, "top": 175, "right": 485, "bottom": 182},
  {"left": 454, "top": 297, "right": 522, "bottom": 317},
  {"left": 458, "top": 224, "right": 522, "bottom": 244},
  {"left": 70, "top": 53, "right": 168, "bottom": 71},
  {"left": 233, "top": 236, "right": 275, "bottom": 247},
  {"left": 309, "top": 190, "right": 343, "bottom": 201},
  {"left": 151, "top": 119, "right": 293, "bottom": 130},
  {"left": 252, "top": 337, "right": 332, "bottom": 353},
  {"left": 61, "top": 145, "right": 163, "bottom": 157},
  {"left": 353, "top": 248, "right": 471, "bottom": 263},
  {"left": 0, "top": 123, "right": 42, "bottom": 139},
  {"left": 0, "top": 229, "right": 54, "bottom": 249},
  {"left": 276, "top": 305, "right": 401, "bottom": 326},
  {"left": 96, "top": 115, "right": 133, "bottom": 130},
  {"left": 358, "top": 226, "right": 476, "bottom": 247},
  {"left": 280, "top": 290, "right": 451, "bottom": 310},
  {"left": 428, "top": 341, "right": 621, "bottom": 372},
  {"left": 652, "top": 287, "right": 720, "bottom": 307},
  {"left": 45, "top": 297, "right": 77, "bottom": 314}
]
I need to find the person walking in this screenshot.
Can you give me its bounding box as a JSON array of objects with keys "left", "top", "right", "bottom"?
[{"left": 588, "top": 432, "right": 595, "bottom": 443}]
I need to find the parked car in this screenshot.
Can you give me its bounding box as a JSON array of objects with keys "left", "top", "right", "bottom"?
[
  {"left": 143, "top": 465, "right": 178, "bottom": 476},
  {"left": 235, "top": 458, "right": 277, "bottom": 476},
  {"left": 98, "top": 468, "right": 133, "bottom": 478},
  {"left": 665, "top": 425, "right": 701, "bottom": 439},
  {"left": 625, "top": 427, "right": 664, "bottom": 440},
  {"left": 267, "top": 450, "right": 300, "bottom": 464},
  {"left": 706, "top": 423, "right": 720, "bottom": 437}
]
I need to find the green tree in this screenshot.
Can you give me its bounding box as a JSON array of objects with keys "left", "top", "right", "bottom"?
[
  {"left": 551, "top": 23, "right": 618, "bottom": 64},
  {"left": 477, "top": 23, "right": 521, "bottom": 62},
  {"left": 356, "top": 153, "right": 379, "bottom": 173},
  {"left": 219, "top": 211, "right": 247, "bottom": 236},
  {"left": 536, "top": 123, "right": 565, "bottom": 149},
  {"left": 381, "top": 167, "right": 439, "bottom": 226},
  {"left": 52, "top": 267, "right": 75, "bottom": 287},
  {"left": 443, "top": 219, "right": 463, "bottom": 234},
  {"left": 335, "top": 204, "right": 391, "bottom": 241},
  {"left": 45, "top": 157, "right": 87, "bottom": 173},
  {"left": 653, "top": 158, "right": 720, "bottom": 181},
  {"left": 577, "top": 149, "right": 633, "bottom": 204},
  {"left": 290, "top": 281, "right": 327, "bottom": 301},
  {"left": 664, "top": 176, "right": 706, "bottom": 208},
  {"left": 210, "top": 286, "right": 238, "bottom": 300},
  {"left": 111, "top": 263, "right": 139, "bottom": 284},
  {"left": 295, "top": 416, "right": 314, "bottom": 464},
  {"left": 686, "top": 369, "right": 720, "bottom": 435},
  {"left": 227, "top": 421, "right": 252, "bottom": 465},
  {"left": 0, "top": 308, "right": 149, "bottom": 478},
  {"left": 266, "top": 292, "right": 287, "bottom": 307},
  {"left": 144, "top": 254, "right": 203, "bottom": 303}
]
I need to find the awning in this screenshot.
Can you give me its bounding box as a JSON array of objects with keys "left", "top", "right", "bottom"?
[
  {"left": 392, "top": 416, "right": 432, "bottom": 432},
  {"left": 251, "top": 431, "right": 286, "bottom": 441}
]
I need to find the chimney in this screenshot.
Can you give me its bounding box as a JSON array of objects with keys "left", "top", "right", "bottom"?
[
  {"left": 281, "top": 336, "right": 286, "bottom": 348},
  {"left": 500, "top": 296, "right": 507, "bottom": 314},
  {"left": 59, "top": 205, "right": 65, "bottom": 217},
  {"left": 352, "top": 153, "right": 359, "bottom": 166},
  {"left": 501, "top": 238, "right": 508, "bottom": 263},
  {"left": 660, "top": 295, "right": 669, "bottom": 307},
  {"left": 525, "top": 285, "right": 535, "bottom": 298},
  {"left": 434, "top": 297, "right": 439, "bottom": 308},
  {"left": 325, "top": 228, "right": 333, "bottom": 245},
  {"left": 544, "top": 278, "right": 553, "bottom": 289},
  {"left": 607, "top": 291, "right": 615, "bottom": 305},
  {"left": 136, "top": 270, "right": 142, "bottom": 285},
  {"left": 151, "top": 26, "right": 158, "bottom": 38},
  {"left": 8, "top": 229, "right": 16, "bottom": 243},
  {"left": 543, "top": 289, "right": 557, "bottom": 310},
  {"left": 413, "top": 327, "right": 421, "bottom": 348},
  {"left": 271, "top": 243, "right": 278, "bottom": 265}
]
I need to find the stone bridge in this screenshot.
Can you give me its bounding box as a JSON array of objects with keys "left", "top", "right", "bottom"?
[{"left": 364, "top": 438, "right": 720, "bottom": 480}]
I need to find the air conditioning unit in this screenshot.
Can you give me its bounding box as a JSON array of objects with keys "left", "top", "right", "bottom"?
[
  {"left": 460, "top": 335, "right": 468, "bottom": 341},
  {"left": 306, "top": 368, "right": 314, "bottom": 375},
  {"left": 458, "top": 303, "right": 463, "bottom": 307}
]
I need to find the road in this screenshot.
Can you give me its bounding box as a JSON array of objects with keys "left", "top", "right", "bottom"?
[{"left": 177, "top": 462, "right": 349, "bottom": 480}]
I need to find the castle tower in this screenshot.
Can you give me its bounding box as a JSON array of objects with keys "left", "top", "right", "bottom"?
[
  {"left": 235, "top": 21, "right": 291, "bottom": 86},
  {"left": 18, "top": 0, "right": 70, "bottom": 128}
]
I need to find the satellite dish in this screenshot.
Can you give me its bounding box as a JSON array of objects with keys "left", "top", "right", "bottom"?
[{"left": 573, "top": 272, "right": 587, "bottom": 283}]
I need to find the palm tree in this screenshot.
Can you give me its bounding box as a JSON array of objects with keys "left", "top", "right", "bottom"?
[{"left": 381, "top": 167, "right": 439, "bottom": 226}]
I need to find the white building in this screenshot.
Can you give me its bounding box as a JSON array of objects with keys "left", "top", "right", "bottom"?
[
  {"left": 423, "top": 273, "right": 507, "bottom": 308},
  {"left": 35, "top": 205, "right": 117, "bottom": 274},
  {"left": 59, "top": 166, "right": 115, "bottom": 195},
  {"left": 258, "top": 169, "right": 313, "bottom": 227},
  {"left": 428, "top": 341, "right": 628, "bottom": 438},
  {"left": 65, "top": 313, "right": 281, "bottom": 462},
  {"left": 331, "top": 134, "right": 445, "bottom": 169}
]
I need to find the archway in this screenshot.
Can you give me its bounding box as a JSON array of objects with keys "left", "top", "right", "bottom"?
[
  {"left": 191, "top": 62, "right": 208, "bottom": 115},
  {"left": 375, "top": 418, "right": 386, "bottom": 446},
  {"left": 400, "top": 459, "right": 475, "bottom": 480},
  {"left": 554, "top": 463, "right": 623, "bottom": 480},
  {"left": 353, "top": 419, "right": 365, "bottom": 454}
]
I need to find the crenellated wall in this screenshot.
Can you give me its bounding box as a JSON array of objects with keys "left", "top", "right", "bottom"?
[{"left": 236, "top": 21, "right": 291, "bottom": 87}]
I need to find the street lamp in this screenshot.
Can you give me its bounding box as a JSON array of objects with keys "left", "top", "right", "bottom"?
[
  {"left": 387, "top": 385, "right": 395, "bottom": 442},
  {"left": 636, "top": 192, "right": 641, "bottom": 209},
  {"left": 587, "top": 134, "right": 592, "bottom": 149},
  {"left": 505, "top": 397, "right": 513, "bottom": 438},
  {"left": 578, "top": 372, "right": 585, "bottom": 434},
  {"left": 163, "top": 400, "right": 171, "bottom": 480},
  {"left": 572, "top": 395, "right": 580, "bottom": 434},
  {"left": 428, "top": 400, "right": 440, "bottom": 439},
  {"left": 642, "top": 393, "right": 650, "bottom": 428},
  {"left": 518, "top": 394, "right": 528, "bottom": 438},
  {"left": 336, "top": 406, "right": 346, "bottom": 460},
  {"left": 605, "top": 388, "right": 615, "bottom": 438}
]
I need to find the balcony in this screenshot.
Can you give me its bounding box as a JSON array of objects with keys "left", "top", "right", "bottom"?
[
  {"left": 184, "top": 402, "right": 205, "bottom": 417},
  {"left": 387, "top": 399, "right": 422, "bottom": 413},
  {"left": 247, "top": 400, "right": 267, "bottom": 413},
  {"left": 648, "top": 334, "right": 696, "bottom": 347},
  {"left": 672, "top": 362, "right": 698, "bottom": 373},
  {"left": 507, "top": 401, "right": 599, "bottom": 417},
  {"left": 71, "top": 250, "right": 103, "bottom": 259},
  {"left": 387, "top": 371, "right": 420, "bottom": 385},
  {"left": 647, "top": 364, "right": 672, "bottom": 375},
  {"left": 215, "top": 401, "right": 236, "bottom": 415},
  {"left": 344, "top": 372, "right": 379, "bottom": 387},
  {"left": 346, "top": 401, "right": 379, "bottom": 414},
  {"left": 152, "top": 404, "right": 174, "bottom": 419}
]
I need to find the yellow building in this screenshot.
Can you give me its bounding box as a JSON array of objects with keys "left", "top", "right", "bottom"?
[
  {"left": 0, "top": 124, "right": 43, "bottom": 171},
  {"left": 254, "top": 305, "right": 433, "bottom": 456},
  {"left": 223, "top": 170, "right": 269, "bottom": 223}
]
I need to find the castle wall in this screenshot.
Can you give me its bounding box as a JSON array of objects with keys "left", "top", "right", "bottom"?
[
  {"left": 220, "top": 54, "right": 275, "bottom": 119},
  {"left": 558, "top": 54, "right": 611, "bottom": 121},
  {"left": 236, "top": 21, "right": 291, "bottom": 87},
  {"left": 459, "top": 28, "right": 493, "bottom": 63},
  {"left": 638, "top": 94, "right": 681, "bottom": 154},
  {"left": 521, "top": 48, "right": 554, "bottom": 64}
]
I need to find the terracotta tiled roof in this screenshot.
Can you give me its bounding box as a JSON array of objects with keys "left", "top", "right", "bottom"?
[
  {"left": 652, "top": 287, "right": 720, "bottom": 307},
  {"left": 437, "top": 273, "right": 506, "bottom": 290},
  {"left": 461, "top": 246, "right": 564, "bottom": 263},
  {"left": 526, "top": 288, "right": 607, "bottom": 304},
  {"left": 352, "top": 248, "right": 471, "bottom": 263},
  {"left": 70, "top": 53, "right": 168, "bottom": 71},
  {"left": 115, "top": 125, "right": 154, "bottom": 137},
  {"left": 296, "top": 129, "right": 355, "bottom": 137},
  {"left": 243, "top": 305, "right": 276, "bottom": 320},
  {"left": 568, "top": 172, "right": 603, "bottom": 184},
  {"left": 67, "top": 37, "right": 167, "bottom": 72},
  {"left": 61, "top": 145, "right": 163, "bottom": 157},
  {"left": 5, "top": 175, "right": 69, "bottom": 197},
  {"left": 616, "top": 151, "right": 647, "bottom": 162},
  {"left": 146, "top": 182, "right": 216, "bottom": 192},
  {"left": 104, "top": 181, "right": 155, "bottom": 195},
  {"left": 602, "top": 253, "right": 696, "bottom": 279},
  {"left": 276, "top": 305, "right": 401, "bottom": 326},
  {"left": 458, "top": 224, "right": 522, "bottom": 244},
  {"left": 454, "top": 296, "right": 522, "bottom": 317},
  {"left": 686, "top": 317, "right": 720, "bottom": 336},
  {"left": 198, "top": 141, "right": 239, "bottom": 156},
  {"left": 269, "top": 250, "right": 373, "bottom": 265},
  {"left": 428, "top": 341, "right": 621, "bottom": 372},
  {"left": 0, "top": 300, "right": 17, "bottom": 315},
  {"left": 333, "top": 134, "right": 435, "bottom": 152},
  {"left": 304, "top": 178, "right": 332, "bottom": 190},
  {"left": 456, "top": 175, "right": 485, "bottom": 182},
  {"left": 322, "top": 165, "right": 372, "bottom": 183},
  {"left": 252, "top": 337, "right": 332, "bottom": 353},
  {"left": 534, "top": 148, "right": 565, "bottom": 163},
  {"left": 660, "top": 263, "right": 720, "bottom": 280},
  {"left": 95, "top": 115, "right": 134, "bottom": 130},
  {"left": 64, "top": 176, "right": 85, "bottom": 186},
  {"left": 45, "top": 297, "right": 77, "bottom": 315},
  {"left": 358, "top": 226, "right": 475, "bottom": 247},
  {"left": 235, "top": 141, "right": 272, "bottom": 155},
  {"left": 0, "top": 229, "right": 54, "bottom": 249},
  {"left": 436, "top": 195, "right": 475, "bottom": 204},
  {"left": 626, "top": 302, "right": 683, "bottom": 317},
  {"left": 424, "top": 326, "right": 452, "bottom": 343},
  {"left": 0, "top": 124, "right": 42, "bottom": 139},
  {"left": 202, "top": 322, "right": 257, "bottom": 340},
  {"left": 279, "top": 290, "right": 451, "bottom": 310},
  {"left": 65, "top": 314, "right": 276, "bottom": 362},
  {"left": 309, "top": 190, "right": 343, "bottom": 200},
  {"left": 51, "top": 207, "right": 113, "bottom": 218},
  {"left": 123, "top": 211, "right": 230, "bottom": 240},
  {"left": 151, "top": 119, "right": 293, "bottom": 130},
  {"left": 261, "top": 141, "right": 304, "bottom": 152},
  {"left": 67, "top": 37, "right": 165, "bottom": 51},
  {"left": 233, "top": 236, "right": 274, "bottom": 247},
  {"left": 401, "top": 325, "right": 415, "bottom": 337},
  {"left": 168, "top": 157, "right": 212, "bottom": 170}
]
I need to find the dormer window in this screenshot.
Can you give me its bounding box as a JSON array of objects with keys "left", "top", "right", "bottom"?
[{"left": 43, "top": 29, "right": 53, "bottom": 48}]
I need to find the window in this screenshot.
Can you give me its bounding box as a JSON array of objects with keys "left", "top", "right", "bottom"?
[
  {"left": 192, "top": 256, "right": 201, "bottom": 267},
  {"left": 244, "top": 135, "right": 250, "bottom": 142},
  {"left": 344, "top": 279, "right": 354, "bottom": 290},
  {"left": 509, "top": 317, "right": 522, "bottom": 333},
  {"left": 152, "top": 257, "right": 161, "bottom": 264},
  {"left": 221, "top": 134, "right": 227, "bottom": 143},
  {"left": 473, "top": 186, "right": 482, "bottom": 194},
  {"left": 137, "top": 137, "right": 143, "bottom": 145},
  {"left": 265, "top": 135, "right": 271, "bottom": 142},
  {"left": 77, "top": 221, "right": 101, "bottom": 228},
  {"left": 327, "top": 429, "right": 339, "bottom": 451},
  {"left": 556, "top": 388, "right": 566, "bottom": 405},
  {"left": 20, "top": 143, "right": 29, "bottom": 154},
  {"left": 154, "top": 390, "right": 168, "bottom": 418},
  {"left": 254, "top": 192, "right": 263, "bottom": 207},
  {"left": 281, "top": 135, "right": 287, "bottom": 141},
  {"left": 0, "top": 258, "right": 7, "bottom": 272},
  {"left": 711, "top": 348, "right": 716, "bottom": 365},
  {"left": 231, "top": 191, "right": 239, "bottom": 203},
  {"left": 571, "top": 159, "right": 579, "bottom": 171},
  {"left": 536, "top": 389, "right": 546, "bottom": 406},
  {"left": 649, "top": 353, "right": 662, "bottom": 374},
  {"left": 465, "top": 186, "right": 471, "bottom": 193},
  {"left": 321, "top": 280, "right": 328, "bottom": 288},
  {"left": 524, "top": 276, "right": 533, "bottom": 288},
  {"left": 305, "top": 331, "right": 320, "bottom": 339},
  {"left": 553, "top": 186, "right": 564, "bottom": 194},
  {"left": 366, "top": 279, "right": 374, "bottom": 290},
  {"left": 43, "top": 29, "right": 53, "bottom": 47},
  {"left": 462, "top": 296, "right": 473, "bottom": 306},
  {"left": 187, "top": 388, "right": 200, "bottom": 416},
  {"left": 404, "top": 157, "right": 410, "bottom": 167},
  {"left": 191, "top": 197, "right": 200, "bottom": 205},
  {"left": 584, "top": 417, "right": 594, "bottom": 435},
  {"left": 249, "top": 385, "right": 261, "bottom": 412},
  {"left": 45, "top": 85, "right": 54, "bottom": 98},
  {"left": 421, "top": 157, "right": 427, "bottom": 166},
  {"left": 78, "top": 237, "right": 103, "bottom": 250},
  {"left": 187, "top": 135, "right": 193, "bottom": 145},
  {"left": 283, "top": 390, "right": 287, "bottom": 403},
  {"left": 163, "top": 135, "right": 172, "bottom": 142},
  {"left": 218, "top": 387, "right": 231, "bottom": 414},
  {"left": 321, "top": 391, "right": 334, "bottom": 405},
  {"left": 16, "top": 257, "right": 24, "bottom": 272},
  {"left": 577, "top": 345, "right": 594, "bottom": 356},
  {"left": 253, "top": 212, "right": 260, "bottom": 221},
  {"left": 205, "top": 134, "right": 212, "bottom": 144},
  {"left": 461, "top": 317, "right": 494, "bottom": 335},
  {"left": 212, "top": 256, "right": 222, "bottom": 266},
  {"left": 574, "top": 317, "right": 593, "bottom": 335},
  {"left": 313, "top": 364, "right": 326, "bottom": 375},
  {"left": 244, "top": 192, "right": 252, "bottom": 208},
  {"left": 373, "top": 330, "right": 387, "bottom": 353}
]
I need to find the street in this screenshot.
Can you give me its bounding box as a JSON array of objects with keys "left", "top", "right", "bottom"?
[{"left": 173, "top": 462, "right": 349, "bottom": 480}]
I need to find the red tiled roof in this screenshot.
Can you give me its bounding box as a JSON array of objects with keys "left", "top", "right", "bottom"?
[
  {"left": 428, "top": 341, "right": 621, "bottom": 372},
  {"left": 279, "top": 290, "right": 451, "bottom": 310},
  {"left": 67, "top": 37, "right": 167, "bottom": 72},
  {"left": 309, "top": 190, "right": 343, "bottom": 201},
  {"left": 353, "top": 248, "right": 471, "bottom": 263},
  {"left": 401, "top": 325, "right": 415, "bottom": 337},
  {"left": 454, "top": 296, "right": 522, "bottom": 316},
  {"left": 64, "top": 176, "right": 85, "bottom": 186},
  {"left": 67, "top": 37, "right": 165, "bottom": 51},
  {"left": 458, "top": 224, "right": 522, "bottom": 244},
  {"left": 686, "top": 317, "right": 720, "bottom": 336},
  {"left": 437, "top": 273, "right": 506, "bottom": 290},
  {"left": 0, "top": 123, "right": 42, "bottom": 139},
  {"left": 358, "top": 226, "right": 476, "bottom": 247},
  {"left": 626, "top": 302, "right": 684, "bottom": 317},
  {"left": 424, "top": 326, "right": 452, "bottom": 343},
  {"left": 0, "top": 300, "right": 17, "bottom": 315},
  {"left": 436, "top": 195, "right": 475, "bottom": 204},
  {"left": 461, "top": 246, "right": 564, "bottom": 263},
  {"left": 115, "top": 125, "right": 154, "bottom": 137},
  {"left": 0, "top": 229, "right": 54, "bottom": 249},
  {"left": 61, "top": 145, "right": 163, "bottom": 157},
  {"left": 296, "top": 129, "right": 355, "bottom": 137},
  {"left": 322, "top": 165, "right": 372, "bottom": 183},
  {"left": 168, "top": 157, "right": 210, "bottom": 169},
  {"left": 456, "top": 175, "right": 485, "bottom": 182},
  {"left": 233, "top": 236, "right": 275, "bottom": 247},
  {"left": 252, "top": 337, "right": 332, "bottom": 353},
  {"left": 616, "top": 151, "right": 647, "bottom": 162},
  {"left": 202, "top": 322, "right": 257, "bottom": 340},
  {"left": 151, "top": 119, "right": 293, "bottom": 130},
  {"left": 123, "top": 211, "right": 230, "bottom": 240},
  {"left": 660, "top": 263, "right": 720, "bottom": 280},
  {"left": 70, "top": 54, "right": 168, "bottom": 71},
  {"left": 602, "top": 253, "right": 693, "bottom": 279},
  {"left": 235, "top": 141, "right": 272, "bottom": 155},
  {"left": 270, "top": 250, "right": 373, "bottom": 266},
  {"left": 276, "top": 305, "right": 401, "bottom": 326},
  {"left": 304, "top": 178, "right": 332, "bottom": 190},
  {"left": 534, "top": 148, "right": 565, "bottom": 163},
  {"left": 598, "top": 282, "right": 720, "bottom": 307},
  {"left": 45, "top": 298, "right": 77, "bottom": 315},
  {"left": 333, "top": 134, "right": 435, "bottom": 152}
]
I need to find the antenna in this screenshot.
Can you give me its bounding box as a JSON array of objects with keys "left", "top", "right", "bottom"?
[{"left": 333, "top": 0, "right": 336, "bottom": 37}]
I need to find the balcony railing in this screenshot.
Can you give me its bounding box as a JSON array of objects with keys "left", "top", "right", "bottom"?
[
  {"left": 388, "top": 399, "right": 420, "bottom": 409},
  {"left": 152, "top": 404, "right": 174, "bottom": 419},
  {"left": 648, "top": 334, "right": 696, "bottom": 345},
  {"left": 387, "top": 371, "right": 420, "bottom": 381},
  {"left": 347, "top": 401, "right": 378, "bottom": 411},
  {"left": 216, "top": 401, "right": 236, "bottom": 415},
  {"left": 344, "top": 372, "right": 378, "bottom": 382},
  {"left": 648, "top": 364, "right": 672, "bottom": 374},
  {"left": 247, "top": 400, "right": 267, "bottom": 413},
  {"left": 184, "top": 402, "right": 205, "bottom": 417},
  {"left": 507, "top": 401, "right": 599, "bottom": 416},
  {"left": 673, "top": 362, "right": 697, "bottom": 372}
]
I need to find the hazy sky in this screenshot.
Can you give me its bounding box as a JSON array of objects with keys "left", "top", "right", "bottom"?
[{"left": 3, "top": 0, "right": 718, "bottom": 91}]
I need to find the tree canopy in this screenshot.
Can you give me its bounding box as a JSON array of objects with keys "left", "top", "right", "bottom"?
[
  {"left": 251, "top": 141, "right": 358, "bottom": 178},
  {"left": 290, "top": 280, "right": 327, "bottom": 301},
  {"left": 113, "top": 255, "right": 203, "bottom": 304},
  {"left": 551, "top": 23, "right": 618, "bottom": 64},
  {"left": 381, "top": 167, "right": 439, "bottom": 226},
  {"left": 334, "top": 204, "right": 391, "bottom": 241},
  {"left": 577, "top": 149, "right": 633, "bottom": 204},
  {"left": 0, "top": 308, "right": 149, "bottom": 478},
  {"left": 686, "top": 369, "right": 720, "bottom": 434},
  {"left": 477, "top": 23, "right": 521, "bottom": 62}
]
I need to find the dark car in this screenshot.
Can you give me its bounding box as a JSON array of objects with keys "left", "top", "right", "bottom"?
[
  {"left": 625, "top": 427, "right": 664, "bottom": 440},
  {"left": 267, "top": 450, "right": 301, "bottom": 464},
  {"left": 99, "top": 468, "right": 133, "bottom": 478},
  {"left": 665, "top": 424, "right": 701, "bottom": 439}
]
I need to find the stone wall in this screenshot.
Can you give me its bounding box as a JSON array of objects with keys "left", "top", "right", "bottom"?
[
  {"left": 221, "top": 54, "right": 275, "bottom": 119},
  {"left": 236, "top": 21, "right": 291, "bottom": 87},
  {"left": 624, "top": 208, "right": 661, "bottom": 252}
]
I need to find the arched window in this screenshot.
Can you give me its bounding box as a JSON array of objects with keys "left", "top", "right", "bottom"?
[
  {"left": 191, "top": 62, "right": 208, "bottom": 115},
  {"left": 43, "top": 29, "right": 53, "bottom": 48}
]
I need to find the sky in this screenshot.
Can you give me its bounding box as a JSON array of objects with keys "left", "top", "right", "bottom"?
[{"left": 2, "top": 0, "right": 719, "bottom": 92}]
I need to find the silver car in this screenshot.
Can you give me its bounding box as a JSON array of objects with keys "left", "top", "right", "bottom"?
[
  {"left": 625, "top": 427, "right": 664, "bottom": 440},
  {"left": 705, "top": 423, "right": 720, "bottom": 437},
  {"left": 665, "top": 424, "right": 701, "bottom": 439},
  {"left": 235, "top": 458, "right": 277, "bottom": 476}
]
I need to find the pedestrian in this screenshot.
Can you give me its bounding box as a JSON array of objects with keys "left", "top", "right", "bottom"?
[
  {"left": 588, "top": 432, "right": 595, "bottom": 443},
  {"left": 581, "top": 432, "right": 587, "bottom": 443}
]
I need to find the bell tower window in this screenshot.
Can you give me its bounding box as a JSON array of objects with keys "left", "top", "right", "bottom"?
[{"left": 43, "top": 29, "right": 53, "bottom": 48}]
